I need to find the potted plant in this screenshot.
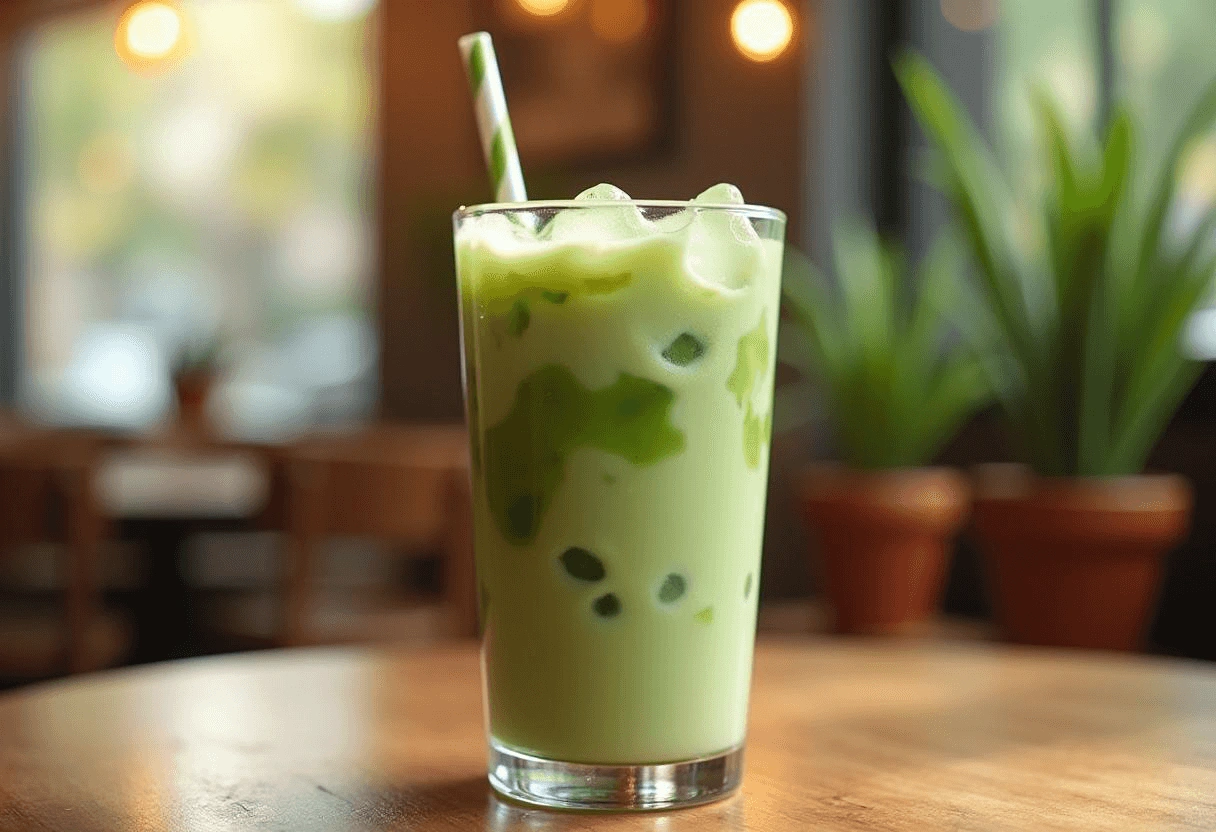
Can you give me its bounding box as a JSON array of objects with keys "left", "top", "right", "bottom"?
[
  {"left": 173, "top": 338, "right": 220, "bottom": 432},
  {"left": 782, "top": 221, "right": 990, "bottom": 634},
  {"left": 896, "top": 53, "right": 1214, "bottom": 650}
]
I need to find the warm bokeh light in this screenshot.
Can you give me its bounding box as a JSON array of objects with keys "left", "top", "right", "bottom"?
[
  {"left": 731, "top": 0, "right": 794, "bottom": 63},
  {"left": 940, "top": 0, "right": 1000, "bottom": 32},
  {"left": 515, "top": 0, "right": 570, "bottom": 17},
  {"left": 125, "top": 2, "right": 181, "bottom": 58},
  {"left": 116, "top": 1, "right": 188, "bottom": 71},
  {"left": 591, "top": 0, "right": 648, "bottom": 44}
]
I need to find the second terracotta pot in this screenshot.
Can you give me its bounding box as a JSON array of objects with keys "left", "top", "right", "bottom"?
[
  {"left": 800, "top": 466, "right": 970, "bottom": 635},
  {"left": 973, "top": 466, "right": 1193, "bottom": 651}
]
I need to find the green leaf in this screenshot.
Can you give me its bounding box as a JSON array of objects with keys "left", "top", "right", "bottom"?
[
  {"left": 895, "top": 51, "right": 1063, "bottom": 473},
  {"left": 1071, "top": 107, "right": 1131, "bottom": 474},
  {"left": 780, "top": 223, "right": 990, "bottom": 469},
  {"left": 782, "top": 250, "right": 846, "bottom": 382},
  {"left": 944, "top": 269, "right": 1023, "bottom": 424},
  {"left": 1077, "top": 262, "right": 1116, "bottom": 474},
  {"left": 1099, "top": 109, "right": 1134, "bottom": 208},
  {"left": 832, "top": 218, "right": 893, "bottom": 374},
  {"left": 893, "top": 54, "right": 1216, "bottom": 477},
  {"left": 1109, "top": 255, "right": 1215, "bottom": 472},
  {"left": 1132, "top": 74, "right": 1216, "bottom": 309},
  {"left": 1034, "top": 86, "right": 1085, "bottom": 202},
  {"left": 893, "top": 54, "right": 1034, "bottom": 358},
  {"left": 897, "top": 234, "right": 961, "bottom": 407},
  {"left": 907, "top": 356, "right": 989, "bottom": 465},
  {"left": 1123, "top": 202, "right": 1216, "bottom": 378},
  {"left": 1108, "top": 358, "right": 1203, "bottom": 475}
]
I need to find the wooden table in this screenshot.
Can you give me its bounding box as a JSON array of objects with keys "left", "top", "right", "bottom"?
[
  {"left": 1, "top": 638, "right": 1214, "bottom": 831},
  {"left": 1, "top": 423, "right": 116, "bottom": 674}
]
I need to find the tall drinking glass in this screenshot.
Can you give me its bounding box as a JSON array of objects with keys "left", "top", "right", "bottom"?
[{"left": 454, "top": 197, "right": 785, "bottom": 810}]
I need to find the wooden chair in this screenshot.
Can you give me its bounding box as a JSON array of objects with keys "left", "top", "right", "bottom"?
[
  {"left": 0, "top": 417, "right": 124, "bottom": 674},
  {"left": 93, "top": 423, "right": 289, "bottom": 663},
  {"left": 278, "top": 423, "right": 476, "bottom": 647}
]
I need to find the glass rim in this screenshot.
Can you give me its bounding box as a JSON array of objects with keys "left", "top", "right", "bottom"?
[{"left": 455, "top": 200, "right": 787, "bottom": 223}]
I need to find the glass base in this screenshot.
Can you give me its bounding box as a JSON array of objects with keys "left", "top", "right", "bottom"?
[{"left": 487, "top": 740, "right": 743, "bottom": 811}]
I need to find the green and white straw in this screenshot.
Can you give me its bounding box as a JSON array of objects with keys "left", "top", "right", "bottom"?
[{"left": 459, "top": 32, "right": 528, "bottom": 203}]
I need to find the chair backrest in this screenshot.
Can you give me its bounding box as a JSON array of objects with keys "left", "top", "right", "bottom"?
[
  {"left": 0, "top": 420, "right": 110, "bottom": 673},
  {"left": 0, "top": 455, "right": 54, "bottom": 552},
  {"left": 287, "top": 425, "right": 469, "bottom": 543},
  {"left": 0, "top": 423, "right": 100, "bottom": 552},
  {"left": 279, "top": 423, "right": 477, "bottom": 643}
]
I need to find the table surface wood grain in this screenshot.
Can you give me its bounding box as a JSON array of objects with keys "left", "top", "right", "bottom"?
[{"left": 1, "top": 638, "right": 1214, "bottom": 831}]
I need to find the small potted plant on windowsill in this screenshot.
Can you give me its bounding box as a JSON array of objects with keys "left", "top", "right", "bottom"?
[
  {"left": 173, "top": 338, "right": 221, "bottom": 433},
  {"left": 782, "top": 222, "right": 990, "bottom": 635},
  {"left": 896, "top": 53, "right": 1215, "bottom": 650}
]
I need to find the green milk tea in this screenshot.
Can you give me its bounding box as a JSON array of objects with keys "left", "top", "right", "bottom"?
[{"left": 455, "top": 184, "right": 784, "bottom": 765}]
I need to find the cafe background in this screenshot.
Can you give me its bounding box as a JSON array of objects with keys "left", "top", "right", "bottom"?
[{"left": 2, "top": 0, "right": 1216, "bottom": 683}]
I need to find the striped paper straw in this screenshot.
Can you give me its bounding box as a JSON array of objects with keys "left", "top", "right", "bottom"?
[{"left": 459, "top": 32, "right": 528, "bottom": 203}]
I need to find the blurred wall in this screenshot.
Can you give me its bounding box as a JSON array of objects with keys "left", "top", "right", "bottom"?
[{"left": 379, "top": 0, "right": 808, "bottom": 421}]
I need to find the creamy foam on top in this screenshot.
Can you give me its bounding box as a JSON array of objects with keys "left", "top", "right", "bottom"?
[{"left": 456, "top": 183, "right": 770, "bottom": 300}]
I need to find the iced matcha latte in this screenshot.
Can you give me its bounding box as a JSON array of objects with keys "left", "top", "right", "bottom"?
[{"left": 455, "top": 184, "right": 784, "bottom": 809}]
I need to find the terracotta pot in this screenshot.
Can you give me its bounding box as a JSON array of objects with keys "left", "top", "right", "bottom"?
[
  {"left": 799, "top": 466, "right": 971, "bottom": 635},
  {"left": 174, "top": 371, "right": 213, "bottom": 429},
  {"left": 972, "top": 466, "right": 1193, "bottom": 651}
]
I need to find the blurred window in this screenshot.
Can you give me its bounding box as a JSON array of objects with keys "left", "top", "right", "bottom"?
[
  {"left": 19, "top": 0, "right": 378, "bottom": 437},
  {"left": 993, "top": 0, "right": 1216, "bottom": 361},
  {"left": 1118, "top": 0, "right": 1216, "bottom": 287},
  {"left": 1117, "top": 0, "right": 1216, "bottom": 196},
  {"left": 995, "top": 0, "right": 1099, "bottom": 203}
]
